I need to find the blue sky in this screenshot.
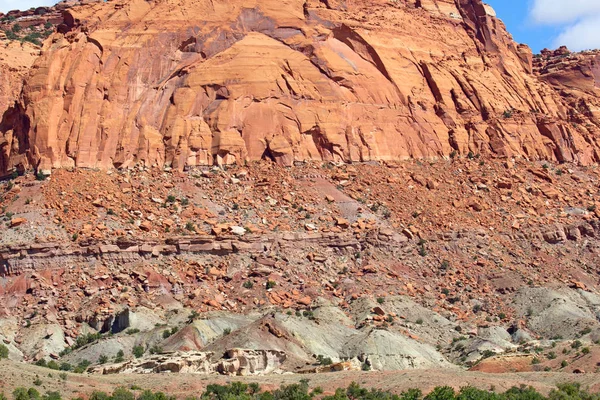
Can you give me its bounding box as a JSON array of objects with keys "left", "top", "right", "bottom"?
[
  {"left": 0, "top": 0, "right": 55, "bottom": 14},
  {"left": 2, "top": 0, "right": 600, "bottom": 52},
  {"left": 487, "top": 0, "right": 558, "bottom": 52},
  {"left": 488, "top": 0, "right": 600, "bottom": 52}
]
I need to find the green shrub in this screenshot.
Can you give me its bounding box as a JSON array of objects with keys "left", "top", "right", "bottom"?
[
  {"left": 0, "top": 343, "right": 8, "bottom": 359},
  {"left": 13, "top": 388, "right": 41, "bottom": 400},
  {"left": 316, "top": 355, "right": 333, "bottom": 366},
  {"left": 114, "top": 350, "right": 124, "bottom": 363},
  {"left": 302, "top": 310, "right": 315, "bottom": 320},
  {"left": 382, "top": 208, "right": 391, "bottom": 219},
  {"left": 73, "top": 360, "right": 91, "bottom": 373},
  {"left": 5, "top": 381, "right": 600, "bottom": 400},
  {"left": 424, "top": 386, "right": 455, "bottom": 400},
  {"left": 188, "top": 310, "right": 199, "bottom": 322},
  {"left": 89, "top": 391, "right": 111, "bottom": 400},
  {"left": 111, "top": 388, "right": 135, "bottom": 400},
  {"left": 137, "top": 391, "right": 173, "bottom": 400},
  {"left": 133, "top": 345, "right": 145, "bottom": 358},
  {"left": 418, "top": 243, "right": 427, "bottom": 257},
  {"left": 58, "top": 362, "right": 72, "bottom": 371},
  {"left": 43, "top": 392, "right": 62, "bottom": 400},
  {"left": 46, "top": 360, "right": 59, "bottom": 370},
  {"left": 60, "top": 332, "right": 103, "bottom": 356},
  {"left": 481, "top": 350, "right": 495, "bottom": 359},
  {"left": 3, "top": 29, "right": 18, "bottom": 40},
  {"left": 503, "top": 386, "right": 545, "bottom": 400},
  {"left": 21, "top": 35, "right": 41, "bottom": 45},
  {"left": 579, "top": 327, "right": 592, "bottom": 336}
]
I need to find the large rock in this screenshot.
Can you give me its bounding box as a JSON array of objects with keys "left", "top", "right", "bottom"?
[
  {"left": 0, "top": 41, "right": 39, "bottom": 177},
  {"left": 89, "top": 349, "right": 286, "bottom": 375},
  {"left": 2, "top": 0, "right": 600, "bottom": 175}
]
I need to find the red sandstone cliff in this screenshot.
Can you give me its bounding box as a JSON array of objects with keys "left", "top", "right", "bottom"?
[{"left": 1, "top": 0, "right": 600, "bottom": 175}]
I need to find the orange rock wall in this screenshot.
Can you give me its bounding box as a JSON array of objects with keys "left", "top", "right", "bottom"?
[{"left": 1, "top": 0, "right": 600, "bottom": 174}]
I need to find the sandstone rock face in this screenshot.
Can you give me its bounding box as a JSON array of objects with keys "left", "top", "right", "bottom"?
[
  {"left": 0, "top": 41, "right": 39, "bottom": 176},
  {"left": 534, "top": 49, "right": 600, "bottom": 162},
  {"left": 89, "top": 349, "right": 286, "bottom": 375},
  {"left": 2, "top": 0, "right": 600, "bottom": 175}
]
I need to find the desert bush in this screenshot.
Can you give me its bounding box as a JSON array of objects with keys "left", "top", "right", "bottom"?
[
  {"left": 133, "top": 346, "right": 145, "bottom": 358},
  {"left": 0, "top": 343, "right": 8, "bottom": 359}
]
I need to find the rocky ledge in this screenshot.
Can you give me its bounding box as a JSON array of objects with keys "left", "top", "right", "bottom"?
[
  {"left": 89, "top": 349, "right": 287, "bottom": 376},
  {"left": 0, "top": 231, "right": 397, "bottom": 276}
]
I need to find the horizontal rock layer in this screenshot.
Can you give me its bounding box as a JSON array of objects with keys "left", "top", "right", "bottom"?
[
  {"left": 1, "top": 0, "right": 600, "bottom": 175},
  {"left": 0, "top": 231, "right": 373, "bottom": 276},
  {"left": 89, "top": 349, "right": 287, "bottom": 375},
  {"left": 2, "top": 216, "right": 598, "bottom": 277}
]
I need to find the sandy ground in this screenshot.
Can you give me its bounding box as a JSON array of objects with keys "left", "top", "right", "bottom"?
[{"left": 1, "top": 360, "right": 599, "bottom": 399}]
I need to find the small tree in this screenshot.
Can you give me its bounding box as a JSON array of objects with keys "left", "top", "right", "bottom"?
[
  {"left": 424, "top": 386, "right": 455, "bottom": 400},
  {"left": 114, "top": 349, "right": 125, "bottom": 363},
  {"left": 111, "top": 388, "right": 135, "bottom": 400},
  {"left": 43, "top": 392, "right": 62, "bottom": 400},
  {"left": 133, "top": 345, "right": 145, "bottom": 358},
  {"left": 0, "top": 343, "right": 8, "bottom": 359}
]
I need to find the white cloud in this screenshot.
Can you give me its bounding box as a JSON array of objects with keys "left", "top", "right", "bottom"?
[
  {"left": 529, "top": 0, "right": 600, "bottom": 51},
  {"left": 0, "top": 0, "right": 57, "bottom": 14},
  {"left": 531, "top": 0, "right": 600, "bottom": 24},
  {"left": 552, "top": 14, "right": 600, "bottom": 50}
]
